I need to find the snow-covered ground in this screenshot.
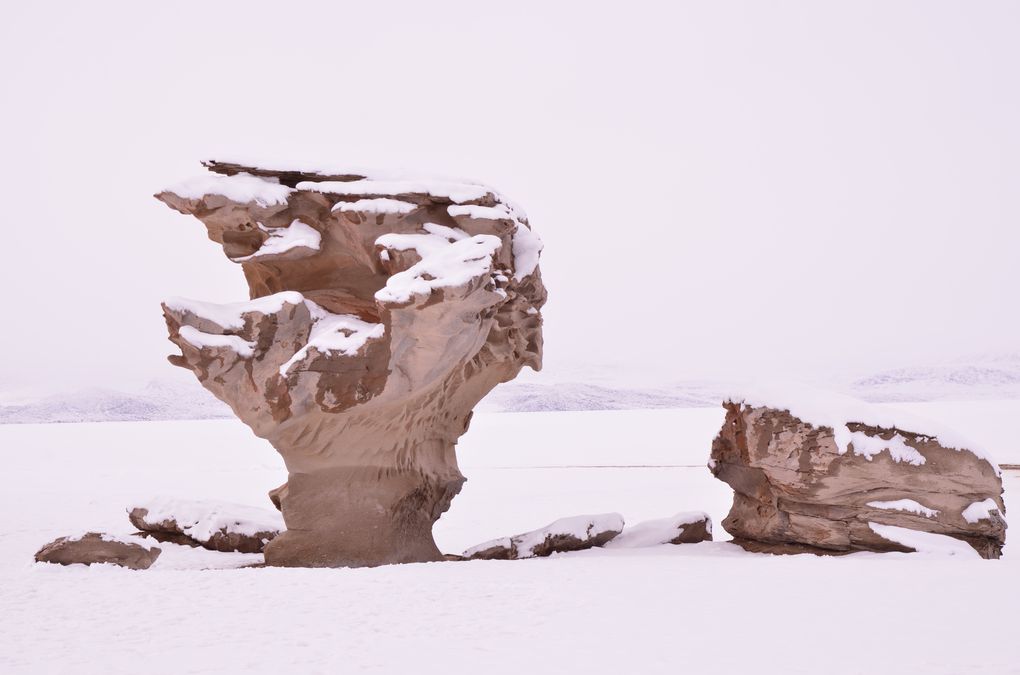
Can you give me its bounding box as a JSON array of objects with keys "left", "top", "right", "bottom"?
[{"left": 2, "top": 403, "right": 1018, "bottom": 674}]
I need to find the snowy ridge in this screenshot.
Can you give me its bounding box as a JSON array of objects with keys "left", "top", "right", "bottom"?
[
  {"left": 850, "top": 353, "right": 1020, "bottom": 402},
  {"left": 163, "top": 172, "right": 294, "bottom": 207}
]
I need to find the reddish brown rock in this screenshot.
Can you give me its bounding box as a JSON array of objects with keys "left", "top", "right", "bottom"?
[
  {"left": 605, "top": 512, "right": 712, "bottom": 549},
  {"left": 710, "top": 394, "right": 1006, "bottom": 558},
  {"left": 463, "top": 513, "right": 624, "bottom": 560},
  {"left": 127, "top": 498, "right": 284, "bottom": 554},
  {"left": 156, "top": 160, "right": 545, "bottom": 567},
  {"left": 35, "top": 533, "right": 161, "bottom": 570}
]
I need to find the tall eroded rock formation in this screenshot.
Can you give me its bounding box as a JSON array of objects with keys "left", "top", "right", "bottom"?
[{"left": 156, "top": 160, "right": 545, "bottom": 567}]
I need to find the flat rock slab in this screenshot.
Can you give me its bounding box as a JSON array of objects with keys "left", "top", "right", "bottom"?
[
  {"left": 464, "top": 513, "right": 624, "bottom": 560},
  {"left": 35, "top": 532, "right": 161, "bottom": 570},
  {"left": 607, "top": 512, "right": 713, "bottom": 548},
  {"left": 128, "top": 497, "right": 284, "bottom": 554}
]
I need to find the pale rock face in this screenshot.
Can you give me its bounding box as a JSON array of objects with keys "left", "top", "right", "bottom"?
[
  {"left": 35, "top": 533, "right": 161, "bottom": 570},
  {"left": 710, "top": 402, "right": 1006, "bottom": 558},
  {"left": 155, "top": 160, "right": 545, "bottom": 568}
]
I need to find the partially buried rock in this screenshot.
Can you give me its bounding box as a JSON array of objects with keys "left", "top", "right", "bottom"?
[
  {"left": 710, "top": 385, "right": 1006, "bottom": 558},
  {"left": 128, "top": 497, "right": 285, "bottom": 554},
  {"left": 35, "top": 532, "right": 161, "bottom": 570},
  {"left": 607, "top": 512, "right": 712, "bottom": 548},
  {"left": 463, "top": 513, "right": 624, "bottom": 560}
]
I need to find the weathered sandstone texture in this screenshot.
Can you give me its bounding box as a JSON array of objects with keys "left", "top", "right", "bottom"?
[
  {"left": 128, "top": 498, "right": 284, "bottom": 553},
  {"left": 156, "top": 160, "right": 545, "bottom": 567},
  {"left": 710, "top": 393, "right": 1006, "bottom": 558},
  {"left": 35, "top": 533, "right": 161, "bottom": 569},
  {"left": 464, "top": 513, "right": 624, "bottom": 560}
]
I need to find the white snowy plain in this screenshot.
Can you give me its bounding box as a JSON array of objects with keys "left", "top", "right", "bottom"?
[{"left": 1, "top": 402, "right": 1018, "bottom": 675}]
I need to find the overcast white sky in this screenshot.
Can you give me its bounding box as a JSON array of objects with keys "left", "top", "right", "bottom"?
[{"left": 1, "top": 1, "right": 1018, "bottom": 394}]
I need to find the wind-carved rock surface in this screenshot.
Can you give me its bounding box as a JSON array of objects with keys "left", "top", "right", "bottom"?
[
  {"left": 710, "top": 388, "right": 1006, "bottom": 558},
  {"left": 156, "top": 160, "right": 545, "bottom": 567}
]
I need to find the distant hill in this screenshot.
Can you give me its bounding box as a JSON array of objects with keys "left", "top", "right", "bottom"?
[
  {"left": 2, "top": 354, "right": 1018, "bottom": 424},
  {"left": 0, "top": 380, "right": 232, "bottom": 424},
  {"left": 848, "top": 352, "right": 1020, "bottom": 402}
]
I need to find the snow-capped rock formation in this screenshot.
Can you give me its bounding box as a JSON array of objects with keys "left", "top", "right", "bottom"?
[
  {"left": 155, "top": 160, "right": 545, "bottom": 567},
  {"left": 710, "top": 386, "right": 1006, "bottom": 558},
  {"left": 128, "top": 498, "right": 284, "bottom": 553},
  {"left": 35, "top": 533, "right": 161, "bottom": 569},
  {"left": 463, "top": 513, "right": 624, "bottom": 560}
]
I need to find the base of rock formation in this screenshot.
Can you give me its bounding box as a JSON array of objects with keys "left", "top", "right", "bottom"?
[
  {"left": 128, "top": 497, "right": 285, "bottom": 554},
  {"left": 266, "top": 467, "right": 464, "bottom": 567},
  {"left": 464, "top": 513, "right": 624, "bottom": 560},
  {"left": 710, "top": 392, "right": 1006, "bottom": 559},
  {"left": 35, "top": 533, "right": 161, "bottom": 570}
]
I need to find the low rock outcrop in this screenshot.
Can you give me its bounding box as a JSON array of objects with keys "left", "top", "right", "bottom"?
[
  {"left": 710, "top": 387, "right": 1006, "bottom": 558},
  {"left": 35, "top": 533, "right": 161, "bottom": 569},
  {"left": 156, "top": 161, "right": 545, "bottom": 567},
  {"left": 128, "top": 498, "right": 285, "bottom": 554},
  {"left": 607, "top": 512, "right": 712, "bottom": 548},
  {"left": 464, "top": 513, "right": 624, "bottom": 560}
]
